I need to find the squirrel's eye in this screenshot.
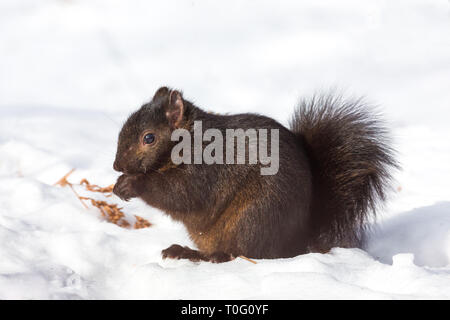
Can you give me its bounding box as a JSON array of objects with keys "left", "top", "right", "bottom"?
[{"left": 143, "top": 133, "right": 155, "bottom": 145}]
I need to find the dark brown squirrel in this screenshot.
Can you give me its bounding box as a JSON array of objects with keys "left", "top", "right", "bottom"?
[{"left": 113, "top": 86, "right": 398, "bottom": 263}]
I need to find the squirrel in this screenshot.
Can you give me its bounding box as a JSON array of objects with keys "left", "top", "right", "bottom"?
[{"left": 113, "top": 86, "right": 398, "bottom": 263}]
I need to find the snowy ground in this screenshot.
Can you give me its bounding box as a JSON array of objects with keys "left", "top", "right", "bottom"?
[{"left": 0, "top": 0, "right": 449, "bottom": 299}]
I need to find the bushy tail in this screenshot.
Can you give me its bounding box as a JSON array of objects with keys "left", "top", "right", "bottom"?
[{"left": 290, "top": 93, "right": 398, "bottom": 252}]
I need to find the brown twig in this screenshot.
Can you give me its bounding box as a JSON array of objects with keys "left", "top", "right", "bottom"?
[
  {"left": 134, "top": 215, "right": 152, "bottom": 229},
  {"left": 238, "top": 255, "right": 257, "bottom": 264},
  {"left": 54, "top": 169, "right": 151, "bottom": 229},
  {"left": 54, "top": 168, "right": 76, "bottom": 187},
  {"left": 54, "top": 169, "right": 88, "bottom": 209},
  {"left": 80, "top": 178, "right": 114, "bottom": 196},
  {"left": 69, "top": 184, "right": 89, "bottom": 209}
]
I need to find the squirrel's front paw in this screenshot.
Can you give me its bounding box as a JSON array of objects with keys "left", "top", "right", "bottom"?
[{"left": 113, "top": 174, "right": 142, "bottom": 201}]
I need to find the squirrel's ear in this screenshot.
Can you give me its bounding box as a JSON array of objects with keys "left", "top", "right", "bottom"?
[
  {"left": 165, "top": 90, "right": 184, "bottom": 128},
  {"left": 152, "top": 86, "right": 170, "bottom": 100}
]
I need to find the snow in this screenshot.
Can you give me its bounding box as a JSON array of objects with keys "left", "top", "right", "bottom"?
[{"left": 0, "top": 0, "right": 449, "bottom": 299}]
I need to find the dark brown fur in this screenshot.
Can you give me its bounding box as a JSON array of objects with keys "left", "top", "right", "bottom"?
[{"left": 113, "top": 87, "right": 398, "bottom": 262}]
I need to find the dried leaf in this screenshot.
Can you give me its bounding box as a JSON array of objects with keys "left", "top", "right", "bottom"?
[{"left": 55, "top": 169, "right": 152, "bottom": 229}]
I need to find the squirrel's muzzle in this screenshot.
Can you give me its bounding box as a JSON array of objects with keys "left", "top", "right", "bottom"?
[{"left": 113, "top": 159, "right": 123, "bottom": 173}]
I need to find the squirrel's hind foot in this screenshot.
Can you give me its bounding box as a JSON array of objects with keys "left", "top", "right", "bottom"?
[{"left": 161, "top": 244, "right": 234, "bottom": 263}]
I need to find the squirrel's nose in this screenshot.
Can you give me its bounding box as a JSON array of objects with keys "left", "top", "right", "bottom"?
[{"left": 113, "top": 160, "right": 122, "bottom": 172}]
